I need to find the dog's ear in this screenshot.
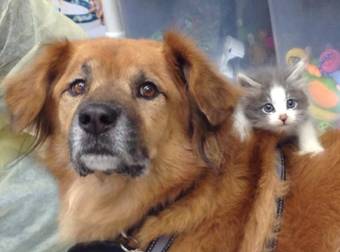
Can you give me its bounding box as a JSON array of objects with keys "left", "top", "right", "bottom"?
[
  {"left": 163, "top": 32, "right": 240, "bottom": 170},
  {"left": 163, "top": 31, "right": 239, "bottom": 127},
  {"left": 4, "top": 41, "right": 72, "bottom": 142}
]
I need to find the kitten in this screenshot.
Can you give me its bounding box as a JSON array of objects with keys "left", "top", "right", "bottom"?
[{"left": 234, "top": 61, "right": 324, "bottom": 154}]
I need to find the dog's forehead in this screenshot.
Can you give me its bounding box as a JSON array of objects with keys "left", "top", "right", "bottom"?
[
  {"left": 73, "top": 39, "right": 165, "bottom": 69},
  {"left": 66, "top": 38, "right": 174, "bottom": 91}
]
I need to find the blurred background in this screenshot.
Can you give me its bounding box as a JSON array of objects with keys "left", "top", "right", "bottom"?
[
  {"left": 47, "top": 0, "right": 340, "bottom": 131},
  {"left": 0, "top": 0, "right": 340, "bottom": 251}
]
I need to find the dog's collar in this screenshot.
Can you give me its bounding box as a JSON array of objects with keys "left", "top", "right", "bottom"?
[
  {"left": 119, "top": 234, "right": 175, "bottom": 252},
  {"left": 266, "top": 149, "right": 287, "bottom": 251},
  {"left": 116, "top": 178, "right": 199, "bottom": 252}
]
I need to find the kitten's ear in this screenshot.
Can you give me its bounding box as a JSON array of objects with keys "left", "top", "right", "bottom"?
[
  {"left": 286, "top": 58, "right": 306, "bottom": 83},
  {"left": 237, "top": 73, "right": 261, "bottom": 89}
]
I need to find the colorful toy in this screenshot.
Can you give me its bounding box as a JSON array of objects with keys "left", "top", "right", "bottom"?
[
  {"left": 286, "top": 48, "right": 321, "bottom": 77},
  {"left": 319, "top": 48, "right": 340, "bottom": 88},
  {"left": 306, "top": 64, "right": 321, "bottom": 77},
  {"left": 286, "top": 48, "right": 308, "bottom": 65},
  {"left": 286, "top": 48, "right": 321, "bottom": 76},
  {"left": 308, "top": 78, "right": 339, "bottom": 110},
  {"left": 286, "top": 47, "right": 340, "bottom": 131},
  {"left": 307, "top": 76, "right": 340, "bottom": 130},
  {"left": 319, "top": 48, "right": 340, "bottom": 74}
]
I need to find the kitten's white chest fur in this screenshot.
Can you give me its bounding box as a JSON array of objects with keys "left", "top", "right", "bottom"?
[{"left": 297, "top": 120, "right": 324, "bottom": 155}]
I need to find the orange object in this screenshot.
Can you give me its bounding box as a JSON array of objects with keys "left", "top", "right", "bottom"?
[
  {"left": 306, "top": 64, "right": 321, "bottom": 77},
  {"left": 308, "top": 80, "right": 338, "bottom": 108}
]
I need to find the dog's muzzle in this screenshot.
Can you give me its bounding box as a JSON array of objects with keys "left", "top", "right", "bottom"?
[{"left": 69, "top": 101, "right": 149, "bottom": 177}]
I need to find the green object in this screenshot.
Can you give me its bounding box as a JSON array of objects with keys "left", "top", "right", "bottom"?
[{"left": 319, "top": 77, "right": 338, "bottom": 92}]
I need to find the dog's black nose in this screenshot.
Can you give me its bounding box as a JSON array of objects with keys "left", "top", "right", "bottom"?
[{"left": 78, "top": 103, "right": 120, "bottom": 135}]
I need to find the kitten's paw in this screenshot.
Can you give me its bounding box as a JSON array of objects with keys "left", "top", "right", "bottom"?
[{"left": 298, "top": 144, "right": 324, "bottom": 156}]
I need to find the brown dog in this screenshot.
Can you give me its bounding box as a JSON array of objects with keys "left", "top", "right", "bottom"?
[{"left": 4, "top": 32, "right": 340, "bottom": 252}]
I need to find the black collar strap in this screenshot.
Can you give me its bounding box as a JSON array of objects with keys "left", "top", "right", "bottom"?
[
  {"left": 266, "top": 149, "right": 287, "bottom": 251},
  {"left": 275, "top": 150, "right": 286, "bottom": 217},
  {"left": 118, "top": 177, "right": 200, "bottom": 252},
  {"left": 119, "top": 233, "right": 175, "bottom": 252},
  {"left": 145, "top": 235, "right": 175, "bottom": 252}
]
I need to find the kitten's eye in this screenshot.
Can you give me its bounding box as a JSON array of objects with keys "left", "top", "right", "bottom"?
[
  {"left": 137, "top": 81, "right": 159, "bottom": 100},
  {"left": 262, "top": 103, "right": 275, "bottom": 113},
  {"left": 287, "top": 99, "right": 298, "bottom": 109},
  {"left": 68, "top": 79, "right": 86, "bottom": 97}
]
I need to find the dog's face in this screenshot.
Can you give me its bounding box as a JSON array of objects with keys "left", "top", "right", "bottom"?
[
  {"left": 5, "top": 33, "right": 239, "bottom": 180},
  {"left": 58, "top": 40, "right": 182, "bottom": 177}
]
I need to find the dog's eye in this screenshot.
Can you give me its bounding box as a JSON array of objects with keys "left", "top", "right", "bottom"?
[
  {"left": 137, "top": 81, "right": 159, "bottom": 100},
  {"left": 68, "top": 79, "right": 86, "bottom": 97}
]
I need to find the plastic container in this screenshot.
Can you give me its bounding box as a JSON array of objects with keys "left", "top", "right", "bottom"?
[
  {"left": 117, "top": 0, "right": 275, "bottom": 78},
  {"left": 50, "top": 0, "right": 107, "bottom": 37},
  {"left": 269, "top": 0, "right": 340, "bottom": 130}
]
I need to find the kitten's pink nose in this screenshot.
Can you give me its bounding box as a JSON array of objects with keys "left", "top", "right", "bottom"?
[{"left": 279, "top": 114, "right": 288, "bottom": 123}]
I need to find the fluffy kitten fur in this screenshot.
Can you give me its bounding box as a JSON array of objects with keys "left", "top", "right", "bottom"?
[{"left": 234, "top": 61, "right": 324, "bottom": 154}]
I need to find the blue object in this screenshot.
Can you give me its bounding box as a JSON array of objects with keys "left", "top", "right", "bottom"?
[{"left": 329, "top": 70, "right": 340, "bottom": 85}]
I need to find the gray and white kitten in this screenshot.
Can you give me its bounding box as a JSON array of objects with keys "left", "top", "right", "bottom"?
[{"left": 234, "top": 61, "right": 324, "bottom": 154}]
